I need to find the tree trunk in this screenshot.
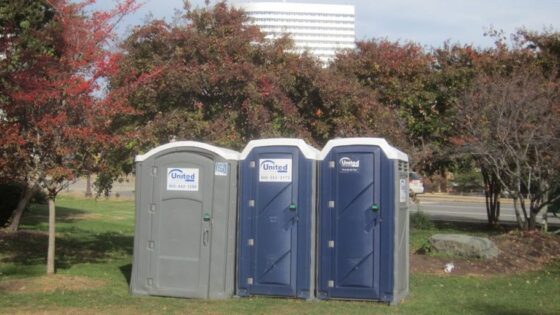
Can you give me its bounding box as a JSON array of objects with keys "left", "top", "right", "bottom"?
[
  {"left": 542, "top": 210, "right": 548, "bottom": 232},
  {"left": 481, "top": 168, "right": 501, "bottom": 226},
  {"left": 85, "top": 174, "right": 92, "bottom": 198},
  {"left": 528, "top": 208, "right": 537, "bottom": 230},
  {"left": 5, "top": 184, "right": 38, "bottom": 232},
  {"left": 541, "top": 193, "right": 549, "bottom": 232},
  {"left": 440, "top": 169, "right": 447, "bottom": 193},
  {"left": 432, "top": 174, "right": 442, "bottom": 193},
  {"left": 47, "top": 198, "right": 56, "bottom": 274},
  {"left": 512, "top": 197, "right": 524, "bottom": 229}
]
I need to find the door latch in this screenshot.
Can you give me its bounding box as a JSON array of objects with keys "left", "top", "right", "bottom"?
[{"left": 203, "top": 213, "right": 211, "bottom": 222}]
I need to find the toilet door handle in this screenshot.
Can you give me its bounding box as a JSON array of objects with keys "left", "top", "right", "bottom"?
[{"left": 203, "top": 229, "right": 209, "bottom": 246}]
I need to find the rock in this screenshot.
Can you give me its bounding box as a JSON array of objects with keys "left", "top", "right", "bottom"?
[{"left": 429, "top": 234, "right": 499, "bottom": 260}]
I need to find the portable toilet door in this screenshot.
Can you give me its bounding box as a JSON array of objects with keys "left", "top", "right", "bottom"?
[
  {"left": 237, "top": 138, "right": 319, "bottom": 299},
  {"left": 130, "top": 141, "right": 239, "bottom": 299},
  {"left": 317, "top": 138, "right": 409, "bottom": 304}
]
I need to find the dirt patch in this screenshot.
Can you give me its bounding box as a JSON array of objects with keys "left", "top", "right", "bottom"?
[
  {"left": 412, "top": 230, "right": 560, "bottom": 275},
  {"left": 0, "top": 275, "right": 106, "bottom": 293},
  {"left": 64, "top": 212, "right": 102, "bottom": 221},
  {"left": 107, "top": 215, "right": 128, "bottom": 221}
]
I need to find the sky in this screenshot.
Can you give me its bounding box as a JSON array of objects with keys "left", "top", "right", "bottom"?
[{"left": 94, "top": 0, "right": 560, "bottom": 48}]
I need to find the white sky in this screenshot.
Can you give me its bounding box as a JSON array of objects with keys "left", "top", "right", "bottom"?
[{"left": 94, "top": 0, "right": 560, "bottom": 48}]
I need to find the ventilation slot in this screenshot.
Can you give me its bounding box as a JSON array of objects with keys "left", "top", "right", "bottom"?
[{"left": 398, "top": 161, "right": 409, "bottom": 173}]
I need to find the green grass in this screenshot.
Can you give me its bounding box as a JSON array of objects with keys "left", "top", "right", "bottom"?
[{"left": 1, "top": 196, "right": 559, "bottom": 314}]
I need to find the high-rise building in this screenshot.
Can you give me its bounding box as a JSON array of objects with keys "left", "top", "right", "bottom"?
[{"left": 235, "top": 1, "right": 356, "bottom": 63}]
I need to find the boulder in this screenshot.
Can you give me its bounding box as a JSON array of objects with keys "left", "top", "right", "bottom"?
[{"left": 428, "top": 234, "right": 499, "bottom": 259}]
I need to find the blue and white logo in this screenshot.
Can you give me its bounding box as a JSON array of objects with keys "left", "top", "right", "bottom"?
[
  {"left": 339, "top": 156, "right": 360, "bottom": 173},
  {"left": 339, "top": 157, "right": 360, "bottom": 168},
  {"left": 167, "top": 168, "right": 199, "bottom": 191},
  {"left": 168, "top": 169, "right": 196, "bottom": 182},
  {"left": 259, "top": 158, "right": 292, "bottom": 182},
  {"left": 260, "top": 160, "right": 289, "bottom": 173},
  {"left": 215, "top": 162, "right": 229, "bottom": 176}
]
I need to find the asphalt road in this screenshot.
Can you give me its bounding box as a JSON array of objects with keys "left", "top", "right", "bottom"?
[
  {"left": 65, "top": 178, "right": 559, "bottom": 227},
  {"left": 414, "top": 196, "right": 560, "bottom": 226}
]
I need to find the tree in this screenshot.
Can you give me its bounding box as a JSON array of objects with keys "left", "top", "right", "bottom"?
[
  {"left": 110, "top": 2, "right": 307, "bottom": 149},
  {"left": 516, "top": 29, "right": 560, "bottom": 76},
  {"left": 455, "top": 64, "right": 560, "bottom": 229},
  {"left": 0, "top": 0, "right": 138, "bottom": 273},
  {"left": 105, "top": 0, "right": 402, "bottom": 185},
  {"left": 0, "top": 0, "right": 57, "bottom": 230},
  {"left": 432, "top": 43, "right": 506, "bottom": 224},
  {"left": 449, "top": 30, "right": 560, "bottom": 228},
  {"left": 285, "top": 59, "right": 402, "bottom": 147},
  {"left": 332, "top": 39, "right": 460, "bottom": 178}
]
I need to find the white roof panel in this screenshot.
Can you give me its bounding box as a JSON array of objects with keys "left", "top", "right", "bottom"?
[
  {"left": 319, "top": 138, "right": 408, "bottom": 162},
  {"left": 135, "top": 141, "right": 240, "bottom": 162},
  {"left": 240, "top": 138, "right": 319, "bottom": 160}
]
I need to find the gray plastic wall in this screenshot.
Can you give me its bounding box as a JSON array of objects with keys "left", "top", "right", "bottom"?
[
  {"left": 392, "top": 159, "right": 410, "bottom": 304},
  {"left": 130, "top": 142, "right": 238, "bottom": 299}
]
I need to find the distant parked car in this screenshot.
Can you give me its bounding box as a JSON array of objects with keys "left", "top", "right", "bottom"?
[{"left": 409, "top": 172, "right": 424, "bottom": 195}]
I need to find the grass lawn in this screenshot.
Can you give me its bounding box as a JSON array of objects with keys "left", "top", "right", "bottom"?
[{"left": 1, "top": 196, "right": 559, "bottom": 314}]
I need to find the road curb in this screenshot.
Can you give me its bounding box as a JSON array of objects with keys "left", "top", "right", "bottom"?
[{"left": 417, "top": 193, "right": 514, "bottom": 205}]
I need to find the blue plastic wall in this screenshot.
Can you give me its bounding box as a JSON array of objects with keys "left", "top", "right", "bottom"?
[
  {"left": 237, "top": 146, "right": 313, "bottom": 298},
  {"left": 318, "top": 145, "right": 396, "bottom": 302}
]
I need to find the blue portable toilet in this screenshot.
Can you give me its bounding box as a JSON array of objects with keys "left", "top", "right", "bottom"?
[
  {"left": 237, "top": 138, "right": 319, "bottom": 299},
  {"left": 317, "top": 138, "right": 409, "bottom": 304}
]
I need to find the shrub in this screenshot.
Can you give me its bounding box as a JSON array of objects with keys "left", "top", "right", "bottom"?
[
  {"left": 450, "top": 169, "right": 484, "bottom": 194},
  {"left": 0, "top": 183, "right": 24, "bottom": 227},
  {"left": 410, "top": 211, "right": 435, "bottom": 230},
  {"left": 0, "top": 183, "right": 47, "bottom": 227}
]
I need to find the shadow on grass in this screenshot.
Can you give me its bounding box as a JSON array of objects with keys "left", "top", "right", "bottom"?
[
  {"left": 0, "top": 228, "right": 133, "bottom": 274},
  {"left": 20, "top": 204, "right": 91, "bottom": 227},
  {"left": 120, "top": 264, "right": 132, "bottom": 286}
]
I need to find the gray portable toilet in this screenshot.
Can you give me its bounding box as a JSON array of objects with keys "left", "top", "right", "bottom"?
[
  {"left": 317, "top": 138, "right": 409, "bottom": 304},
  {"left": 130, "top": 141, "right": 239, "bottom": 299}
]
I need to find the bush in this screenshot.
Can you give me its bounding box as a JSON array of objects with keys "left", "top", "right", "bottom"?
[
  {"left": 0, "top": 183, "right": 47, "bottom": 227},
  {"left": 30, "top": 189, "right": 47, "bottom": 205},
  {"left": 450, "top": 169, "right": 484, "bottom": 194},
  {"left": 410, "top": 210, "right": 434, "bottom": 230},
  {"left": 0, "top": 183, "right": 24, "bottom": 227}
]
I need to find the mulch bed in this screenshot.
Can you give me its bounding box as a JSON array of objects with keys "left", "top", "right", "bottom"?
[{"left": 412, "top": 230, "right": 560, "bottom": 275}]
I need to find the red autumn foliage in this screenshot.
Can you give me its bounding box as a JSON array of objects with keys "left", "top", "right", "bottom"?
[
  {"left": 0, "top": 0, "right": 138, "bottom": 194},
  {"left": 0, "top": 0, "right": 140, "bottom": 244}
]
